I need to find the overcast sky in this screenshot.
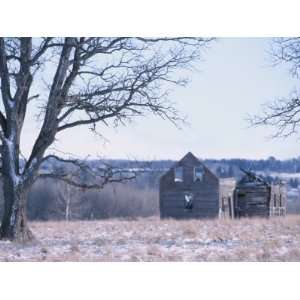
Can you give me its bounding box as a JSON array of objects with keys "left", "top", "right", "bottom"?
[{"left": 21, "top": 38, "right": 300, "bottom": 161}]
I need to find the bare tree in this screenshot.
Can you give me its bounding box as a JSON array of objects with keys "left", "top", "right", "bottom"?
[
  {"left": 250, "top": 38, "right": 300, "bottom": 137},
  {"left": 0, "top": 37, "right": 213, "bottom": 241},
  {"left": 58, "top": 182, "right": 72, "bottom": 222}
]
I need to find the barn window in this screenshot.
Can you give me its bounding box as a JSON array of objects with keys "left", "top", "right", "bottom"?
[
  {"left": 184, "top": 193, "right": 193, "bottom": 210},
  {"left": 194, "top": 166, "right": 204, "bottom": 182},
  {"left": 174, "top": 167, "right": 183, "bottom": 182}
]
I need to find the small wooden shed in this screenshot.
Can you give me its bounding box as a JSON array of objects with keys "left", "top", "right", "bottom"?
[
  {"left": 233, "top": 170, "right": 286, "bottom": 218},
  {"left": 159, "top": 152, "right": 235, "bottom": 219}
]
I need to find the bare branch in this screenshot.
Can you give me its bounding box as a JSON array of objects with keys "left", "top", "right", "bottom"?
[
  {"left": 39, "top": 155, "right": 137, "bottom": 190},
  {"left": 0, "top": 111, "right": 6, "bottom": 133},
  {"left": 0, "top": 37, "right": 215, "bottom": 240},
  {"left": 249, "top": 38, "right": 300, "bottom": 138},
  {"left": 249, "top": 94, "right": 300, "bottom": 138},
  {"left": 0, "top": 37, "right": 214, "bottom": 187},
  {"left": 25, "top": 37, "right": 74, "bottom": 170},
  {"left": 0, "top": 38, "right": 12, "bottom": 110},
  {"left": 31, "top": 37, "right": 53, "bottom": 63}
]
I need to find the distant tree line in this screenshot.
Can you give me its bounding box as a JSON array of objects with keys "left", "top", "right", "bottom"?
[
  {"left": 0, "top": 171, "right": 159, "bottom": 221},
  {"left": 205, "top": 156, "right": 300, "bottom": 174},
  {"left": 106, "top": 156, "right": 300, "bottom": 174},
  {"left": 1, "top": 156, "right": 300, "bottom": 221}
]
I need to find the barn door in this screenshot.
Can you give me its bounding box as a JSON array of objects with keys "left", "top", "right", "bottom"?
[{"left": 235, "top": 191, "right": 246, "bottom": 218}]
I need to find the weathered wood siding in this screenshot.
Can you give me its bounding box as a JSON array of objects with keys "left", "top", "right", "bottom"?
[
  {"left": 159, "top": 152, "right": 219, "bottom": 219},
  {"left": 270, "top": 184, "right": 287, "bottom": 216},
  {"left": 234, "top": 184, "right": 270, "bottom": 217},
  {"left": 234, "top": 173, "right": 287, "bottom": 218}
]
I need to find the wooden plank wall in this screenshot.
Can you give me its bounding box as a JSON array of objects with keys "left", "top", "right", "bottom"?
[
  {"left": 159, "top": 153, "right": 219, "bottom": 219},
  {"left": 234, "top": 184, "right": 270, "bottom": 217},
  {"left": 160, "top": 153, "right": 288, "bottom": 219},
  {"left": 270, "top": 184, "right": 287, "bottom": 216}
]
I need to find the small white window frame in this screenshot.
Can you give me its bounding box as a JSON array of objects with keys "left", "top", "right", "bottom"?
[
  {"left": 194, "top": 166, "right": 204, "bottom": 182},
  {"left": 174, "top": 166, "right": 183, "bottom": 182}
]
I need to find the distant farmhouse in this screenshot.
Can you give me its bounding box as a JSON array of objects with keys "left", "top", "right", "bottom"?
[
  {"left": 159, "top": 152, "right": 286, "bottom": 219},
  {"left": 159, "top": 152, "right": 235, "bottom": 219}
]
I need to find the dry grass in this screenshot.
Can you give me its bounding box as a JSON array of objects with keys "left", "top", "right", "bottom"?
[{"left": 1, "top": 215, "right": 300, "bottom": 261}]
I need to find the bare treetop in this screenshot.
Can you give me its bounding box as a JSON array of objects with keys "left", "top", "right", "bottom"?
[
  {"left": 271, "top": 38, "right": 300, "bottom": 77},
  {"left": 250, "top": 37, "right": 300, "bottom": 138},
  {"left": 1, "top": 37, "right": 213, "bottom": 176},
  {"left": 0, "top": 37, "right": 214, "bottom": 241}
]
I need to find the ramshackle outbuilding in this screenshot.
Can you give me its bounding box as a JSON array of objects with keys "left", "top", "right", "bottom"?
[
  {"left": 159, "top": 153, "right": 287, "bottom": 219},
  {"left": 159, "top": 152, "right": 235, "bottom": 219},
  {"left": 233, "top": 170, "right": 287, "bottom": 218}
]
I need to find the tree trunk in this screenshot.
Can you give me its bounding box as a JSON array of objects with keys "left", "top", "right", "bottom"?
[
  {"left": 65, "top": 184, "right": 71, "bottom": 221},
  {"left": 0, "top": 142, "right": 34, "bottom": 242},
  {"left": 65, "top": 197, "right": 70, "bottom": 221},
  {"left": 0, "top": 181, "right": 33, "bottom": 242}
]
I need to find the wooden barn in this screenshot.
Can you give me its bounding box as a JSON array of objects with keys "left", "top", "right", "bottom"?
[
  {"left": 233, "top": 170, "right": 287, "bottom": 218},
  {"left": 159, "top": 152, "right": 236, "bottom": 219}
]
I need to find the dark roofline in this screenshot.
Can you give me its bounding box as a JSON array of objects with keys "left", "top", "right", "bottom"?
[
  {"left": 160, "top": 152, "right": 219, "bottom": 181},
  {"left": 237, "top": 168, "right": 270, "bottom": 187}
]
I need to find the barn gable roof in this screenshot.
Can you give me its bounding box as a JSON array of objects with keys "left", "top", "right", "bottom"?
[
  {"left": 160, "top": 152, "right": 218, "bottom": 181},
  {"left": 176, "top": 151, "right": 201, "bottom": 165}
]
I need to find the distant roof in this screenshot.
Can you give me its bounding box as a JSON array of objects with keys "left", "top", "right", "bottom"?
[
  {"left": 161, "top": 152, "right": 218, "bottom": 180},
  {"left": 237, "top": 169, "right": 269, "bottom": 186}
]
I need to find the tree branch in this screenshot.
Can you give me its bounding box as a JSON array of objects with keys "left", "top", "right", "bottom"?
[
  {"left": 0, "top": 38, "right": 12, "bottom": 113},
  {"left": 249, "top": 38, "right": 300, "bottom": 138},
  {"left": 25, "top": 37, "right": 74, "bottom": 170},
  {"left": 38, "top": 155, "right": 137, "bottom": 190}
]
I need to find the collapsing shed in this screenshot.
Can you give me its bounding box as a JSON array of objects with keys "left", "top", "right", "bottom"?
[{"left": 233, "top": 170, "right": 286, "bottom": 218}]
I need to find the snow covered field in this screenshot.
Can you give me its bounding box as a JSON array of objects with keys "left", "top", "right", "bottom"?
[{"left": 1, "top": 216, "right": 300, "bottom": 261}]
